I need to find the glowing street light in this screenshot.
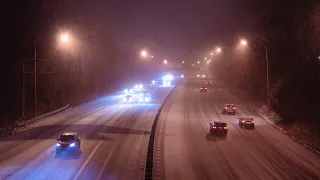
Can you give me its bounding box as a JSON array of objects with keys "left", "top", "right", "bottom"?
[
  {"left": 151, "top": 56, "right": 154, "bottom": 58},
  {"left": 204, "top": 57, "right": 207, "bottom": 60},
  {"left": 197, "top": 61, "right": 200, "bottom": 64},
  {"left": 192, "top": 64, "right": 194, "bottom": 67},
  {"left": 240, "top": 39, "right": 247, "bottom": 46},
  {"left": 61, "top": 34, "right": 69, "bottom": 43},
  {"left": 216, "top": 47, "right": 222, "bottom": 52},
  {"left": 182, "top": 61, "right": 185, "bottom": 64},
  {"left": 164, "top": 59, "right": 168, "bottom": 64},
  {"left": 207, "top": 61, "right": 209, "bottom": 64},
  {"left": 211, "top": 52, "right": 214, "bottom": 55},
  {"left": 140, "top": 50, "right": 148, "bottom": 57}
]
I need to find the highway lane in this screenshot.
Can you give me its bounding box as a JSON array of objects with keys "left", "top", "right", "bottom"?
[
  {"left": 0, "top": 83, "right": 175, "bottom": 180},
  {"left": 156, "top": 78, "right": 320, "bottom": 180}
]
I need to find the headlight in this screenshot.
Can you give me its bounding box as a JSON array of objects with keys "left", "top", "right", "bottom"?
[
  {"left": 152, "top": 80, "right": 155, "bottom": 84},
  {"left": 70, "top": 143, "right": 75, "bottom": 147},
  {"left": 56, "top": 143, "right": 60, "bottom": 147}
]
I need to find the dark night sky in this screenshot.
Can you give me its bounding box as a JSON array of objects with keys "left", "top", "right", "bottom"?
[
  {"left": 103, "top": 0, "right": 254, "bottom": 62},
  {"left": 3, "top": 0, "right": 287, "bottom": 64}
]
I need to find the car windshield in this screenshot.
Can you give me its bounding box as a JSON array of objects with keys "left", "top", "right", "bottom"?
[
  {"left": 242, "top": 118, "right": 253, "bottom": 121},
  {"left": 226, "top": 105, "right": 234, "bottom": 107},
  {"left": 59, "top": 135, "right": 75, "bottom": 141},
  {"left": 214, "top": 123, "right": 227, "bottom": 127}
]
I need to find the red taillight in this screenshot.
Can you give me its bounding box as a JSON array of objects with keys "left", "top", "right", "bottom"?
[
  {"left": 224, "top": 127, "right": 228, "bottom": 129},
  {"left": 212, "top": 126, "right": 216, "bottom": 129},
  {"left": 224, "top": 107, "right": 227, "bottom": 110},
  {"left": 205, "top": 88, "right": 207, "bottom": 89},
  {"left": 232, "top": 107, "right": 236, "bottom": 109}
]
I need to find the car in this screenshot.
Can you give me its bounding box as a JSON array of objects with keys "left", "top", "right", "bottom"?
[
  {"left": 209, "top": 122, "right": 228, "bottom": 136},
  {"left": 205, "top": 81, "right": 212, "bottom": 87},
  {"left": 124, "top": 94, "right": 133, "bottom": 103},
  {"left": 56, "top": 132, "right": 81, "bottom": 153},
  {"left": 137, "top": 92, "right": 151, "bottom": 103},
  {"left": 222, "top": 104, "right": 236, "bottom": 115},
  {"left": 200, "top": 86, "right": 208, "bottom": 92},
  {"left": 238, "top": 117, "right": 255, "bottom": 129}
]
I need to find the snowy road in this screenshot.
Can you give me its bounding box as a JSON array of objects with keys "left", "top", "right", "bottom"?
[
  {"left": 0, "top": 84, "right": 174, "bottom": 180},
  {"left": 155, "top": 79, "right": 320, "bottom": 180}
]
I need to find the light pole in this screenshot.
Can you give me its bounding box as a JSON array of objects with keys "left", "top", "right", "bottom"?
[
  {"left": 34, "top": 42, "right": 37, "bottom": 115},
  {"left": 60, "top": 33, "right": 70, "bottom": 105},
  {"left": 262, "top": 44, "right": 270, "bottom": 114}
]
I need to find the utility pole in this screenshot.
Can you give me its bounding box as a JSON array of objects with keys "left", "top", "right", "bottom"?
[
  {"left": 263, "top": 44, "right": 271, "bottom": 114},
  {"left": 22, "top": 61, "right": 25, "bottom": 118},
  {"left": 34, "top": 43, "right": 37, "bottom": 115}
]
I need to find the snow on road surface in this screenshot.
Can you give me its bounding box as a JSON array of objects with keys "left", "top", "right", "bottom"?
[
  {"left": 156, "top": 79, "right": 320, "bottom": 180},
  {"left": 0, "top": 84, "right": 174, "bottom": 180}
]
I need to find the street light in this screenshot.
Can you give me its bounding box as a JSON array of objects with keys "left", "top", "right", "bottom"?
[
  {"left": 192, "top": 64, "right": 194, "bottom": 67},
  {"left": 164, "top": 59, "right": 168, "bottom": 64},
  {"left": 140, "top": 50, "right": 148, "bottom": 57},
  {"left": 61, "top": 34, "right": 69, "bottom": 43},
  {"left": 211, "top": 52, "right": 214, "bottom": 55},
  {"left": 240, "top": 40, "right": 247, "bottom": 46},
  {"left": 207, "top": 61, "right": 209, "bottom": 64},
  {"left": 216, "top": 47, "right": 222, "bottom": 53},
  {"left": 197, "top": 61, "right": 200, "bottom": 64},
  {"left": 182, "top": 61, "right": 184, "bottom": 64},
  {"left": 151, "top": 56, "right": 154, "bottom": 58},
  {"left": 204, "top": 57, "right": 207, "bottom": 60}
]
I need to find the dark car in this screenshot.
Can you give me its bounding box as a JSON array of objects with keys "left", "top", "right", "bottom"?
[
  {"left": 209, "top": 122, "right": 228, "bottom": 136},
  {"left": 238, "top": 117, "right": 255, "bottom": 129},
  {"left": 222, "top": 104, "right": 236, "bottom": 115},
  {"left": 200, "top": 86, "right": 208, "bottom": 92},
  {"left": 124, "top": 94, "right": 133, "bottom": 103},
  {"left": 56, "top": 132, "right": 81, "bottom": 153},
  {"left": 137, "top": 92, "right": 151, "bottom": 103}
]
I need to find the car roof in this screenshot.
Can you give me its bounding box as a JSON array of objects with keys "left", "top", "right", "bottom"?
[
  {"left": 61, "top": 132, "right": 77, "bottom": 136},
  {"left": 239, "top": 117, "right": 253, "bottom": 120},
  {"left": 212, "top": 121, "right": 227, "bottom": 125},
  {"left": 225, "top": 104, "right": 234, "bottom": 106}
]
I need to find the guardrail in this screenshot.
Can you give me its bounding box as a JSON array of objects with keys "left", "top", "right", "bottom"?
[
  {"left": 15, "top": 104, "right": 70, "bottom": 130},
  {"left": 0, "top": 104, "right": 70, "bottom": 138}
]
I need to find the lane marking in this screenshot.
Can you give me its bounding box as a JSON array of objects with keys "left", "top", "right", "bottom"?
[
  {"left": 73, "top": 141, "right": 103, "bottom": 180},
  {"left": 96, "top": 145, "right": 117, "bottom": 180}
]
